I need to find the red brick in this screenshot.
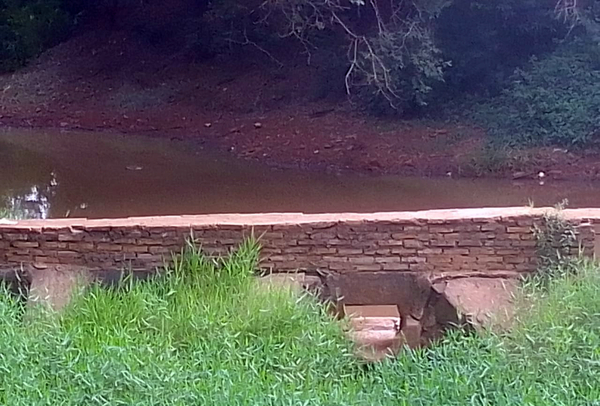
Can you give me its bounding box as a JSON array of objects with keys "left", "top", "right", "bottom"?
[
  {"left": 68, "top": 242, "right": 94, "bottom": 251},
  {"left": 12, "top": 241, "right": 39, "bottom": 249},
  {"left": 375, "top": 256, "right": 403, "bottom": 264},
  {"left": 354, "top": 264, "right": 384, "bottom": 271},
  {"left": 418, "top": 248, "right": 442, "bottom": 255},
  {"left": 4, "top": 233, "right": 28, "bottom": 241},
  {"left": 390, "top": 248, "right": 417, "bottom": 255},
  {"left": 97, "top": 243, "right": 123, "bottom": 252},
  {"left": 404, "top": 239, "right": 424, "bottom": 249},
  {"left": 58, "top": 233, "right": 84, "bottom": 242},
  {"left": 377, "top": 240, "right": 405, "bottom": 247},
  {"left": 476, "top": 255, "right": 503, "bottom": 263},
  {"left": 402, "top": 256, "right": 426, "bottom": 263},
  {"left": 349, "top": 257, "right": 376, "bottom": 265},
  {"left": 381, "top": 263, "right": 410, "bottom": 271},
  {"left": 57, "top": 251, "right": 82, "bottom": 258},
  {"left": 268, "top": 255, "right": 297, "bottom": 262},
  {"left": 34, "top": 256, "right": 60, "bottom": 264},
  {"left": 442, "top": 248, "right": 469, "bottom": 255},
  {"left": 506, "top": 227, "right": 532, "bottom": 233},
  {"left": 337, "top": 248, "right": 364, "bottom": 255}
]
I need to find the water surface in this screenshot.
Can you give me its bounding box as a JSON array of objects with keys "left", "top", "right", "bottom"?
[{"left": 1, "top": 128, "right": 599, "bottom": 219}]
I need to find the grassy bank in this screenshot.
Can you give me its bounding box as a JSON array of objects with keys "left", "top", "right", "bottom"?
[{"left": 1, "top": 241, "right": 599, "bottom": 405}]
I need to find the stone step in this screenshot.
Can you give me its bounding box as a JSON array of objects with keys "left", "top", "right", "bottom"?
[{"left": 343, "top": 304, "right": 422, "bottom": 361}]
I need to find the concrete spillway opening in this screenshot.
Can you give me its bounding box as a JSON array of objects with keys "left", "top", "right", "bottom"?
[
  {"left": 320, "top": 271, "right": 518, "bottom": 361},
  {"left": 259, "top": 270, "right": 518, "bottom": 361}
]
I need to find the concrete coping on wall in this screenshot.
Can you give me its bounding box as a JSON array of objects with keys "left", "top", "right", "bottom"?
[{"left": 4, "top": 207, "right": 600, "bottom": 230}]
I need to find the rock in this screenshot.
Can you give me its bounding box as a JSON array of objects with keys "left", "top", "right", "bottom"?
[
  {"left": 433, "top": 277, "right": 517, "bottom": 330},
  {"left": 26, "top": 264, "right": 92, "bottom": 311},
  {"left": 351, "top": 329, "right": 402, "bottom": 362},
  {"left": 254, "top": 122, "right": 263, "bottom": 129},
  {"left": 512, "top": 171, "right": 529, "bottom": 180},
  {"left": 344, "top": 305, "right": 402, "bottom": 362}
]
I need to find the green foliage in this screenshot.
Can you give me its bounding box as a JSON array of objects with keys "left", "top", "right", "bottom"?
[
  {"left": 1, "top": 240, "right": 600, "bottom": 404},
  {"left": 0, "top": 203, "right": 25, "bottom": 220},
  {"left": 354, "top": 20, "right": 449, "bottom": 115},
  {"left": 473, "top": 40, "right": 600, "bottom": 146},
  {"left": 436, "top": 0, "right": 564, "bottom": 97},
  {"left": 533, "top": 200, "right": 579, "bottom": 275},
  {"left": 465, "top": 144, "right": 510, "bottom": 176},
  {"left": 258, "top": 0, "right": 452, "bottom": 114},
  {"left": 0, "top": 0, "right": 73, "bottom": 72}
]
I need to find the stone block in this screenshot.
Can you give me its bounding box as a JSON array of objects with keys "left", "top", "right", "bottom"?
[
  {"left": 26, "top": 264, "right": 92, "bottom": 311},
  {"left": 433, "top": 277, "right": 517, "bottom": 330},
  {"left": 400, "top": 316, "right": 422, "bottom": 349},
  {"left": 345, "top": 305, "right": 402, "bottom": 362}
]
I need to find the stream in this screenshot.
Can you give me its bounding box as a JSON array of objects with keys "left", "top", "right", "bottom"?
[{"left": 2, "top": 128, "right": 599, "bottom": 219}]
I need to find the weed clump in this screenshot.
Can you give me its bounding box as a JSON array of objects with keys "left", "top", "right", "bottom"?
[{"left": 533, "top": 200, "right": 580, "bottom": 278}]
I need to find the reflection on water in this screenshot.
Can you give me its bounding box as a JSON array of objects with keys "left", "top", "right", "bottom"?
[
  {"left": 1, "top": 128, "right": 600, "bottom": 219},
  {"left": 2, "top": 172, "right": 58, "bottom": 219}
]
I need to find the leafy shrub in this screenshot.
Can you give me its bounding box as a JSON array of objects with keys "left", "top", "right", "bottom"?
[
  {"left": 533, "top": 200, "right": 579, "bottom": 276},
  {"left": 465, "top": 144, "right": 510, "bottom": 176},
  {"left": 472, "top": 40, "right": 600, "bottom": 147},
  {"left": 436, "top": 0, "right": 564, "bottom": 98},
  {"left": 0, "top": 0, "right": 73, "bottom": 72}
]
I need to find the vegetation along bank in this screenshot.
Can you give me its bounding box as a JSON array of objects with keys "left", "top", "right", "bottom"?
[{"left": 2, "top": 1, "right": 600, "bottom": 179}]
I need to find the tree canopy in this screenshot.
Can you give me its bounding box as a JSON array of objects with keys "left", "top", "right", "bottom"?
[{"left": 2, "top": 0, "right": 599, "bottom": 145}]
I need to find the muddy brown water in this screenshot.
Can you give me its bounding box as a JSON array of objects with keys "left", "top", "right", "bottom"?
[{"left": 2, "top": 128, "right": 600, "bottom": 219}]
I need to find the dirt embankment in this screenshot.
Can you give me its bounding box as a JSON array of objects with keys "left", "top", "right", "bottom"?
[{"left": 1, "top": 28, "right": 600, "bottom": 180}]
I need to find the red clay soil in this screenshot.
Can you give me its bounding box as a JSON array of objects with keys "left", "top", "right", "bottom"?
[{"left": 2, "top": 29, "right": 600, "bottom": 180}]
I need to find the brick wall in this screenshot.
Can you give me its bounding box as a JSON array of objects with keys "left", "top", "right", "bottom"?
[{"left": 0, "top": 208, "right": 597, "bottom": 274}]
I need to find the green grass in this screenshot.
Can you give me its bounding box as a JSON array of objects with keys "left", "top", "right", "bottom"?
[
  {"left": 0, "top": 208, "right": 12, "bottom": 220},
  {"left": 1, "top": 240, "right": 599, "bottom": 405},
  {"left": 0, "top": 205, "right": 25, "bottom": 220}
]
